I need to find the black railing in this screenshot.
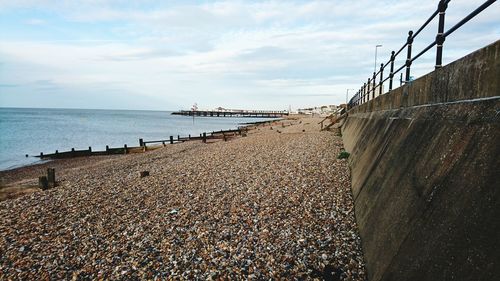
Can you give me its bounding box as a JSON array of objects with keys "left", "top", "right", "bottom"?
[{"left": 348, "top": 0, "right": 496, "bottom": 108}]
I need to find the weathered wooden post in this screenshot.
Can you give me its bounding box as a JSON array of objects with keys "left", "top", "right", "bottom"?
[
  {"left": 188, "top": 134, "right": 191, "bottom": 140},
  {"left": 170, "top": 136, "right": 174, "bottom": 144},
  {"left": 177, "top": 135, "right": 180, "bottom": 141},
  {"left": 88, "top": 146, "right": 92, "bottom": 152},
  {"left": 223, "top": 133, "right": 227, "bottom": 142},
  {"left": 203, "top": 132, "right": 207, "bottom": 143},
  {"left": 40, "top": 152, "right": 43, "bottom": 157},
  {"left": 47, "top": 168, "right": 56, "bottom": 188},
  {"left": 39, "top": 176, "right": 48, "bottom": 190},
  {"left": 106, "top": 145, "right": 109, "bottom": 152},
  {"left": 162, "top": 141, "right": 165, "bottom": 147},
  {"left": 139, "top": 138, "right": 144, "bottom": 147}
]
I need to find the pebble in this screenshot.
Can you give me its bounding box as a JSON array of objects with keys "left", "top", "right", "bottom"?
[{"left": 0, "top": 117, "right": 366, "bottom": 280}]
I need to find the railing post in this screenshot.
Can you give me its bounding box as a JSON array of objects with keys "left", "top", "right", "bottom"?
[
  {"left": 379, "top": 63, "right": 384, "bottom": 96},
  {"left": 372, "top": 72, "right": 376, "bottom": 99},
  {"left": 363, "top": 82, "right": 367, "bottom": 103},
  {"left": 367, "top": 78, "right": 371, "bottom": 101},
  {"left": 405, "top": 30, "right": 414, "bottom": 83},
  {"left": 389, "top": 51, "right": 395, "bottom": 91},
  {"left": 435, "top": 0, "right": 448, "bottom": 69}
]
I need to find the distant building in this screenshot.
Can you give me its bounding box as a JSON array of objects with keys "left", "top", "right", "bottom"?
[{"left": 297, "top": 104, "right": 340, "bottom": 116}]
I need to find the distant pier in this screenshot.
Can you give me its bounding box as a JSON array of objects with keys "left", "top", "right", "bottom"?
[{"left": 172, "top": 109, "right": 288, "bottom": 118}]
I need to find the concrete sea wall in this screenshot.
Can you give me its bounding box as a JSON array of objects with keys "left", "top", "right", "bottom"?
[{"left": 342, "top": 40, "right": 500, "bottom": 281}]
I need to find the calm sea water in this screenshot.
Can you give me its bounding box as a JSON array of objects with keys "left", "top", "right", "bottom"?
[{"left": 0, "top": 108, "right": 278, "bottom": 171}]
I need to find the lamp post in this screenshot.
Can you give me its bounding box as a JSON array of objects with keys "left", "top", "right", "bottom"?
[
  {"left": 346, "top": 88, "right": 354, "bottom": 105},
  {"left": 374, "top": 44, "right": 382, "bottom": 73}
]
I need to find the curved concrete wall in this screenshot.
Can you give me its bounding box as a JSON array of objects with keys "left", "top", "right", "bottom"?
[{"left": 342, "top": 40, "right": 500, "bottom": 281}]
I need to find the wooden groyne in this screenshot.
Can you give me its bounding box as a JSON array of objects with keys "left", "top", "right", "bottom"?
[
  {"left": 172, "top": 110, "right": 288, "bottom": 118},
  {"left": 35, "top": 127, "right": 255, "bottom": 160}
]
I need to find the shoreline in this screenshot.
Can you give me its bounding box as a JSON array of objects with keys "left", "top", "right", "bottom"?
[
  {"left": 0, "top": 118, "right": 284, "bottom": 173},
  {"left": 0, "top": 116, "right": 366, "bottom": 279},
  {"left": 0, "top": 118, "right": 287, "bottom": 199}
]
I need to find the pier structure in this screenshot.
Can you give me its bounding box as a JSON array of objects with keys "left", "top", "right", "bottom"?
[{"left": 172, "top": 109, "right": 288, "bottom": 118}]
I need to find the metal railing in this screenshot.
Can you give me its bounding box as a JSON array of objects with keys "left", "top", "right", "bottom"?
[{"left": 348, "top": 0, "right": 497, "bottom": 108}]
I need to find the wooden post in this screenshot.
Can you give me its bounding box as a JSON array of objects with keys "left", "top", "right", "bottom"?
[
  {"left": 39, "top": 176, "right": 48, "bottom": 190},
  {"left": 124, "top": 144, "right": 128, "bottom": 154},
  {"left": 40, "top": 152, "right": 43, "bottom": 157},
  {"left": 170, "top": 136, "right": 174, "bottom": 144},
  {"left": 162, "top": 141, "right": 165, "bottom": 147},
  {"left": 203, "top": 132, "right": 207, "bottom": 143},
  {"left": 47, "top": 168, "right": 56, "bottom": 188},
  {"left": 71, "top": 148, "right": 75, "bottom": 152},
  {"left": 223, "top": 133, "right": 227, "bottom": 142},
  {"left": 139, "top": 138, "right": 144, "bottom": 146},
  {"left": 106, "top": 145, "right": 109, "bottom": 151},
  {"left": 88, "top": 146, "right": 92, "bottom": 152},
  {"left": 55, "top": 150, "right": 58, "bottom": 154},
  {"left": 189, "top": 134, "right": 191, "bottom": 140},
  {"left": 177, "top": 135, "right": 180, "bottom": 140}
]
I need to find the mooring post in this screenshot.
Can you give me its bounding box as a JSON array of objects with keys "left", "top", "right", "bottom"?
[
  {"left": 106, "top": 145, "right": 109, "bottom": 152},
  {"left": 203, "top": 132, "right": 207, "bottom": 143},
  {"left": 47, "top": 168, "right": 56, "bottom": 188},
  {"left": 88, "top": 146, "right": 92, "bottom": 152},
  {"left": 139, "top": 138, "right": 144, "bottom": 147},
  {"left": 170, "top": 136, "right": 174, "bottom": 144},
  {"left": 38, "top": 176, "right": 48, "bottom": 190}
]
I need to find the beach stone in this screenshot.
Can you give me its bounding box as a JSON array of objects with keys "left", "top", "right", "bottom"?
[{"left": 0, "top": 117, "right": 366, "bottom": 280}]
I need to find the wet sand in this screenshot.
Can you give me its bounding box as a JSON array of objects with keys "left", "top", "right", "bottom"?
[{"left": 0, "top": 117, "right": 366, "bottom": 280}]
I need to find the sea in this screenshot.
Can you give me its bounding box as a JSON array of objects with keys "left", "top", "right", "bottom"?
[{"left": 0, "top": 107, "right": 279, "bottom": 171}]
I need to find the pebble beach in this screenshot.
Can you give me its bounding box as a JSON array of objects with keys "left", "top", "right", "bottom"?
[{"left": 0, "top": 117, "right": 367, "bottom": 280}]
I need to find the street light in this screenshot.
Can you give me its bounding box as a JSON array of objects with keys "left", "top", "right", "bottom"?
[
  {"left": 374, "top": 44, "right": 382, "bottom": 73},
  {"left": 346, "top": 88, "right": 354, "bottom": 104}
]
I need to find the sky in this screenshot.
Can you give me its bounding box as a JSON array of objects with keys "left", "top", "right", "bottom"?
[{"left": 0, "top": 0, "right": 498, "bottom": 111}]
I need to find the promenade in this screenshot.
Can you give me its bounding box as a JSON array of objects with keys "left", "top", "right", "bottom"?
[{"left": 0, "top": 117, "right": 366, "bottom": 280}]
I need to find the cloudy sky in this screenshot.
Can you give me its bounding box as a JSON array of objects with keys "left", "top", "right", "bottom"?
[{"left": 0, "top": 0, "right": 498, "bottom": 111}]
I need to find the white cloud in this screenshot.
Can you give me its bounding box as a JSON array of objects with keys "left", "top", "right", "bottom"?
[{"left": 0, "top": 0, "right": 498, "bottom": 110}]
